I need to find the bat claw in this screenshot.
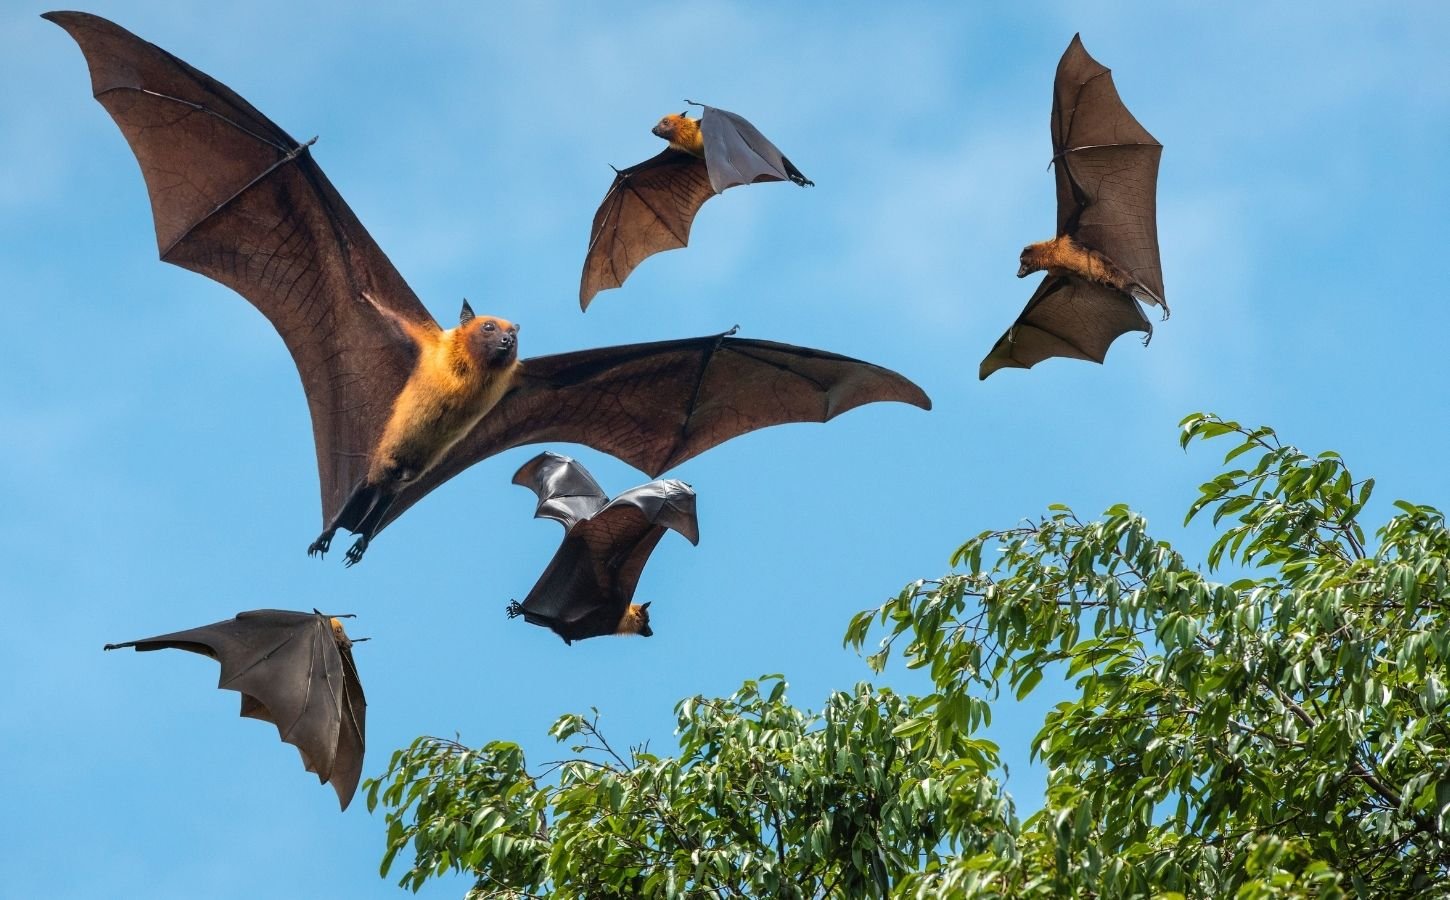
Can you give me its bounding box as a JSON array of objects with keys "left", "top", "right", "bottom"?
[
  {"left": 343, "top": 537, "right": 369, "bottom": 567},
  {"left": 506, "top": 601, "right": 524, "bottom": 619},
  {"left": 307, "top": 533, "right": 333, "bottom": 558}
]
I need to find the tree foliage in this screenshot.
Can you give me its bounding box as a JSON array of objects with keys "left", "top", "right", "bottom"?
[
  {"left": 371, "top": 414, "right": 1450, "bottom": 897},
  {"left": 369, "top": 679, "right": 1016, "bottom": 897}
]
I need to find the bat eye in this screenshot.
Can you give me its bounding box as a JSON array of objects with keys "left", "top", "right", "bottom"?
[{"left": 482, "top": 321, "right": 496, "bottom": 332}]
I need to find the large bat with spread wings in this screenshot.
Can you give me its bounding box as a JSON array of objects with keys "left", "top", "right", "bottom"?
[
  {"left": 980, "top": 34, "right": 1166, "bottom": 379},
  {"left": 104, "top": 609, "right": 367, "bottom": 811},
  {"left": 47, "top": 12, "right": 929, "bottom": 564},
  {"left": 580, "top": 103, "right": 812, "bottom": 310},
  {"left": 506, "top": 452, "right": 698, "bottom": 645}
]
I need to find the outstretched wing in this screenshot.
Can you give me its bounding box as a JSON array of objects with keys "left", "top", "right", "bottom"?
[
  {"left": 697, "top": 105, "right": 813, "bottom": 193},
  {"left": 584, "top": 480, "right": 700, "bottom": 600},
  {"left": 979, "top": 275, "right": 1150, "bottom": 379},
  {"left": 516, "top": 479, "right": 697, "bottom": 642},
  {"left": 103, "top": 609, "right": 366, "bottom": 810},
  {"left": 46, "top": 12, "right": 437, "bottom": 524},
  {"left": 1051, "top": 34, "right": 1164, "bottom": 307},
  {"left": 380, "top": 332, "right": 931, "bottom": 530},
  {"left": 580, "top": 149, "right": 714, "bottom": 309},
  {"left": 512, "top": 451, "right": 610, "bottom": 530}
]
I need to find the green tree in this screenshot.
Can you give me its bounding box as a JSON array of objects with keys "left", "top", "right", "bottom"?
[
  {"left": 369, "top": 679, "right": 1016, "bottom": 897},
  {"left": 371, "top": 414, "right": 1450, "bottom": 897}
]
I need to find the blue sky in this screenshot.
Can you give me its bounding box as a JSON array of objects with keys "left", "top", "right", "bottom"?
[{"left": 3, "top": 1, "right": 1448, "bottom": 896}]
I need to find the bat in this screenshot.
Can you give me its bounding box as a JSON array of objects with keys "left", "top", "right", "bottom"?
[
  {"left": 979, "top": 34, "right": 1167, "bottom": 380},
  {"left": 46, "top": 13, "right": 930, "bottom": 565},
  {"left": 104, "top": 609, "right": 366, "bottom": 811},
  {"left": 506, "top": 451, "right": 698, "bottom": 644},
  {"left": 580, "top": 102, "right": 813, "bottom": 309}
]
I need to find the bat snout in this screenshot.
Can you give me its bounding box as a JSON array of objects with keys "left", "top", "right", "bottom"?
[
  {"left": 640, "top": 625, "right": 654, "bottom": 638},
  {"left": 1017, "top": 262, "right": 1032, "bottom": 278}
]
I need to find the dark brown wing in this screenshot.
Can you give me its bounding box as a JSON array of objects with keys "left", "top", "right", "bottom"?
[
  {"left": 698, "top": 104, "right": 813, "bottom": 192},
  {"left": 379, "top": 333, "right": 931, "bottom": 530},
  {"left": 979, "top": 275, "right": 1150, "bottom": 379},
  {"left": 103, "top": 609, "right": 366, "bottom": 811},
  {"left": 1052, "top": 34, "right": 1165, "bottom": 306},
  {"left": 579, "top": 149, "right": 714, "bottom": 309},
  {"left": 516, "top": 480, "right": 697, "bottom": 643},
  {"left": 46, "top": 12, "right": 438, "bottom": 524},
  {"left": 512, "top": 451, "right": 610, "bottom": 530}
]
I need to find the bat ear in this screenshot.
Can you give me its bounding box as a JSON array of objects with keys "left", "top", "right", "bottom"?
[
  {"left": 640, "top": 601, "right": 652, "bottom": 610},
  {"left": 459, "top": 299, "right": 475, "bottom": 325}
]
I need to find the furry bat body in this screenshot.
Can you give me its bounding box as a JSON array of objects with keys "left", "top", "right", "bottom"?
[{"left": 980, "top": 34, "right": 1167, "bottom": 379}]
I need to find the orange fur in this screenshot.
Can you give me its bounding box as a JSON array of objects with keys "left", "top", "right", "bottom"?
[
  {"left": 614, "top": 603, "right": 651, "bottom": 637},
  {"left": 329, "top": 617, "right": 353, "bottom": 649},
  {"left": 367, "top": 315, "right": 521, "bottom": 486},
  {"left": 653, "top": 113, "right": 704, "bottom": 157},
  {"left": 1021, "top": 235, "right": 1138, "bottom": 295}
]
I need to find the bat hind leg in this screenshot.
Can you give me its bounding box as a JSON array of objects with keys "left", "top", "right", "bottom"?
[
  {"left": 307, "top": 530, "right": 336, "bottom": 558},
  {"left": 342, "top": 488, "right": 399, "bottom": 568},
  {"left": 506, "top": 601, "right": 525, "bottom": 619},
  {"left": 309, "top": 481, "right": 389, "bottom": 562}
]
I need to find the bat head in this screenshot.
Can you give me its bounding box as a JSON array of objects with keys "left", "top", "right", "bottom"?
[
  {"left": 651, "top": 114, "right": 685, "bottom": 139},
  {"left": 1018, "top": 241, "right": 1050, "bottom": 278},
  {"left": 463, "top": 315, "right": 520, "bottom": 368},
  {"left": 618, "top": 601, "right": 653, "bottom": 638},
  {"left": 328, "top": 617, "right": 353, "bottom": 649},
  {"left": 651, "top": 114, "right": 702, "bottom": 156}
]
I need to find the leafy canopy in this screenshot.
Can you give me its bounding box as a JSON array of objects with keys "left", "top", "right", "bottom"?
[{"left": 371, "top": 414, "right": 1450, "bottom": 897}]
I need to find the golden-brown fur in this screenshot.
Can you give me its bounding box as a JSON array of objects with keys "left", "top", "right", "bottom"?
[
  {"left": 367, "top": 314, "right": 521, "bottom": 487},
  {"left": 1018, "top": 235, "right": 1140, "bottom": 295},
  {"left": 651, "top": 113, "right": 705, "bottom": 157},
  {"left": 614, "top": 602, "right": 652, "bottom": 637},
  {"left": 328, "top": 617, "right": 353, "bottom": 649}
]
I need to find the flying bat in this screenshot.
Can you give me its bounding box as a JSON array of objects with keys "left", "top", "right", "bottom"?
[
  {"left": 980, "top": 34, "right": 1167, "bottom": 380},
  {"left": 104, "top": 609, "right": 366, "bottom": 811},
  {"left": 580, "top": 103, "right": 813, "bottom": 309},
  {"left": 506, "top": 451, "right": 698, "bottom": 644},
  {"left": 46, "top": 13, "right": 930, "bottom": 565}
]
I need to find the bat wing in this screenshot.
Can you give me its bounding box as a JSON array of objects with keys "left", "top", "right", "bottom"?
[
  {"left": 46, "top": 12, "right": 437, "bottom": 524},
  {"left": 514, "top": 479, "right": 697, "bottom": 643},
  {"left": 511, "top": 451, "right": 610, "bottom": 530},
  {"left": 579, "top": 149, "right": 714, "bottom": 309},
  {"left": 979, "top": 275, "right": 1150, "bottom": 379},
  {"left": 512, "top": 533, "right": 617, "bottom": 642},
  {"left": 103, "top": 609, "right": 366, "bottom": 810},
  {"left": 697, "top": 104, "right": 813, "bottom": 194},
  {"left": 380, "top": 332, "right": 931, "bottom": 529},
  {"left": 1051, "top": 34, "right": 1165, "bottom": 308},
  {"left": 585, "top": 480, "right": 700, "bottom": 600}
]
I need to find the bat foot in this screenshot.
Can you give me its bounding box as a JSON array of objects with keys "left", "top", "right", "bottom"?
[
  {"left": 307, "top": 532, "right": 334, "bottom": 558},
  {"left": 505, "top": 601, "right": 524, "bottom": 619},
  {"left": 343, "top": 537, "right": 369, "bottom": 567}
]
